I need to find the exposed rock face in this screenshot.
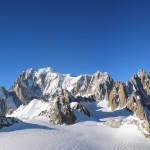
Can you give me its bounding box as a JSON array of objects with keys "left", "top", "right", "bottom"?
[
  {"left": 130, "top": 69, "right": 150, "bottom": 106},
  {"left": 118, "top": 83, "right": 127, "bottom": 107},
  {"left": 127, "top": 69, "right": 150, "bottom": 122},
  {"left": 109, "top": 86, "right": 119, "bottom": 111},
  {"left": 49, "top": 90, "right": 76, "bottom": 124},
  {"left": 48, "top": 91, "right": 91, "bottom": 124},
  {"left": 10, "top": 68, "right": 44, "bottom": 103},
  {"left": 70, "top": 102, "right": 91, "bottom": 117},
  {"left": 126, "top": 93, "right": 147, "bottom": 120},
  {"left": 108, "top": 82, "right": 127, "bottom": 110},
  {"left": 0, "top": 87, "right": 22, "bottom": 115},
  {"left": 0, "top": 67, "right": 149, "bottom": 126},
  {"left": 0, "top": 116, "right": 19, "bottom": 129}
]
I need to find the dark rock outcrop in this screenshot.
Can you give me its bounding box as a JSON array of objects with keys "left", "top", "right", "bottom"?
[
  {"left": 70, "top": 102, "right": 91, "bottom": 117},
  {"left": 49, "top": 98, "right": 76, "bottom": 125},
  {"left": 0, "top": 87, "right": 22, "bottom": 116},
  {"left": 49, "top": 89, "right": 76, "bottom": 124},
  {"left": 0, "top": 116, "right": 19, "bottom": 129}
]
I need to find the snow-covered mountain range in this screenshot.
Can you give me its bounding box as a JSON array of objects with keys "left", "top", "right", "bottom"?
[{"left": 0, "top": 67, "right": 150, "bottom": 138}]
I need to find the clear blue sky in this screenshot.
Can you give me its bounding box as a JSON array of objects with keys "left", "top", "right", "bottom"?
[{"left": 0, "top": 0, "right": 150, "bottom": 88}]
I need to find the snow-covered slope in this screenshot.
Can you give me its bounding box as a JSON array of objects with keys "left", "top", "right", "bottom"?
[
  {"left": 0, "top": 117, "right": 149, "bottom": 150},
  {"left": 11, "top": 99, "right": 50, "bottom": 120}
]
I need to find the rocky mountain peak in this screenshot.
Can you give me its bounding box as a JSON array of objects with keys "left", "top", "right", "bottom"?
[
  {"left": 94, "top": 70, "right": 101, "bottom": 75},
  {"left": 36, "top": 67, "right": 55, "bottom": 74},
  {"left": 138, "top": 68, "right": 146, "bottom": 74},
  {"left": 26, "top": 67, "right": 35, "bottom": 74}
]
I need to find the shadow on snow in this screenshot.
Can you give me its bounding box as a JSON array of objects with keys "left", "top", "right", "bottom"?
[
  {"left": 82, "top": 102, "right": 133, "bottom": 122},
  {"left": 1, "top": 121, "right": 54, "bottom": 132}
]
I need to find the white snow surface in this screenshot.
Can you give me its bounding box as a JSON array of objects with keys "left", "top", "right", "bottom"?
[
  {"left": 0, "top": 117, "right": 149, "bottom": 150},
  {"left": 70, "top": 102, "right": 78, "bottom": 109},
  {"left": 5, "top": 99, "right": 150, "bottom": 150},
  {"left": 10, "top": 99, "right": 50, "bottom": 120}
]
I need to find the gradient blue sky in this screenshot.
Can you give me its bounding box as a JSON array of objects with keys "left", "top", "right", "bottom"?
[{"left": 0, "top": 0, "right": 150, "bottom": 88}]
